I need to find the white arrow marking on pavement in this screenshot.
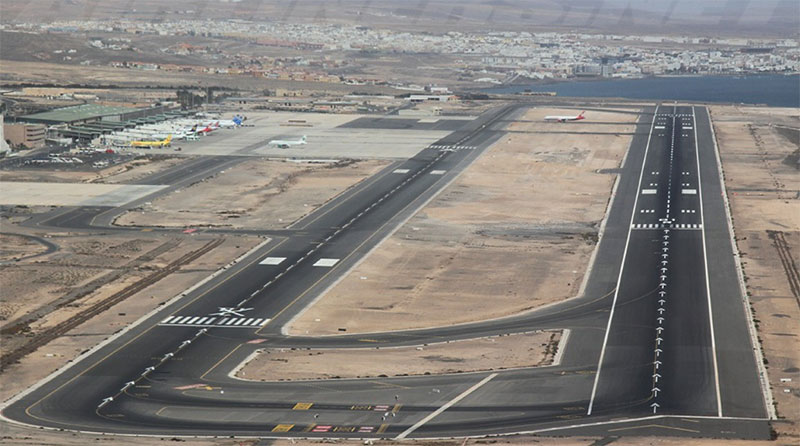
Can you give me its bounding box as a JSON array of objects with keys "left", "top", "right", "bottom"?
[{"left": 651, "top": 402, "right": 660, "bottom": 413}]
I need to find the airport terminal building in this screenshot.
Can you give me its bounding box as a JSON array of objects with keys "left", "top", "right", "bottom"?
[{"left": 17, "top": 103, "right": 182, "bottom": 142}]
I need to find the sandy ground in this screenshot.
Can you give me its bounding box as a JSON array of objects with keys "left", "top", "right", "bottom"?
[
  {"left": 289, "top": 107, "right": 635, "bottom": 335},
  {"left": 115, "top": 158, "right": 390, "bottom": 229},
  {"left": 0, "top": 425, "right": 790, "bottom": 446},
  {"left": 0, "top": 234, "right": 161, "bottom": 324},
  {"left": 237, "top": 330, "right": 560, "bottom": 381},
  {"left": 0, "top": 234, "right": 47, "bottom": 262},
  {"left": 710, "top": 105, "right": 800, "bottom": 443}
]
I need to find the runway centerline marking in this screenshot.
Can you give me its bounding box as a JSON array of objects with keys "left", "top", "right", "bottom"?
[{"left": 395, "top": 373, "right": 498, "bottom": 439}]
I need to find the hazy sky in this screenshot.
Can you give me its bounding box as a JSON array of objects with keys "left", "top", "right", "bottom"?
[{"left": 1, "top": 1, "right": 797, "bottom": 36}]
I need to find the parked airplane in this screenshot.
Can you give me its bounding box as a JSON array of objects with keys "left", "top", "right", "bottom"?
[
  {"left": 195, "top": 123, "right": 218, "bottom": 135},
  {"left": 130, "top": 135, "right": 172, "bottom": 148},
  {"left": 544, "top": 111, "right": 586, "bottom": 122},
  {"left": 268, "top": 135, "right": 307, "bottom": 149},
  {"left": 218, "top": 115, "right": 245, "bottom": 128}
]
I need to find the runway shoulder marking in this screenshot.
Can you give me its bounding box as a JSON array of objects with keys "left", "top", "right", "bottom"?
[
  {"left": 272, "top": 424, "right": 294, "bottom": 432},
  {"left": 259, "top": 256, "right": 287, "bottom": 265},
  {"left": 313, "top": 258, "right": 340, "bottom": 267},
  {"left": 392, "top": 169, "right": 410, "bottom": 174},
  {"left": 159, "top": 315, "right": 269, "bottom": 328}
]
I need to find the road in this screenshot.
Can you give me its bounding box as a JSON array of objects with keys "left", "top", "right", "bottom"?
[{"left": 1, "top": 104, "right": 770, "bottom": 440}]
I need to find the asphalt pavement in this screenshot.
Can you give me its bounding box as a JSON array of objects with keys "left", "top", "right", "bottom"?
[{"left": 1, "top": 104, "right": 770, "bottom": 440}]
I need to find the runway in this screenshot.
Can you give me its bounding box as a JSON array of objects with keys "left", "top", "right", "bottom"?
[{"left": 1, "top": 104, "right": 771, "bottom": 440}]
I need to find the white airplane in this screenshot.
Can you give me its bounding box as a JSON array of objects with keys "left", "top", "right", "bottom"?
[
  {"left": 544, "top": 111, "right": 586, "bottom": 122},
  {"left": 218, "top": 115, "right": 245, "bottom": 128},
  {"left": 268, "top": 135, "right": 307, "bottom": 149}
]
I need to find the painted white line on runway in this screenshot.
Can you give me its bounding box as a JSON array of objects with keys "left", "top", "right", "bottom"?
[
  {"left": 429, "top": 170, "right": 446, "bottom": 175},
  {"left": 313, "top": 258, "right": 339, "bottom": 267},
  {"left": 393, "top": 169, "right": 410, "bottom": 174},
  {"left": 641, "top": 189, "right": 657, "bottom": 195},
  {"left": 682, "top": 189, "right": 697, "bottom": 195},
  {"left": 259, "top": 257, "right": 286, "bottom": 266},
  {"left": 588, "top": 104, "right": 660, "bottom": 416},
  {"left": 395, "top": 373, "right": 498, "bottom": 439}
]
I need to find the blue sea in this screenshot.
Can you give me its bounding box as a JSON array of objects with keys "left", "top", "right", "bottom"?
[{"left": 483, "top": 74, "right": 800, "bottom": 107}]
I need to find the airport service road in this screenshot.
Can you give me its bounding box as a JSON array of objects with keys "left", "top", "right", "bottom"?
[{"left": 1, "top": 105, "right": 770, "bottom": 440}]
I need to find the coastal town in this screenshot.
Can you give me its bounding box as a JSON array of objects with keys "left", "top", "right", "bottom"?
[{"left": 3, "top": 19, "right": 798, "bottom": 88}]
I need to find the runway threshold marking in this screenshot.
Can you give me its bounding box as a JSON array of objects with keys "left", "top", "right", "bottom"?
[
  {"left": 395, "top": 373, "right": 498, "bottom": 439},
  {"left": 158, "top": 316, "right": 269, "bottom": 328}
]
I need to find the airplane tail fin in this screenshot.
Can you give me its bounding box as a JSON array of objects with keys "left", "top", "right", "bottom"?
[
  {"left": 165, "top": 135, "right": 172, "bottom": 143},
  {"left": 578, "top": 111, "right": 585, "bottom": 119}
]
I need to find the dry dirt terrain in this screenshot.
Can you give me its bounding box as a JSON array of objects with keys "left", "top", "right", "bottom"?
[
  {"left": 710, "top": 105, "right": 799, "bottom": 443},
  {"left": 0, "top": 234, "right": 47, "bottom": 262},
  {"left": 289, "top": 107, "right": 635, "bottom": 335},
  {"left": 114, "top": 158, "right": 390, "bottom": 229},
  {"left": 237, "top": 330, "right": 561, "bottom": 381},
  {"left": 0, "top": 424, "right": 792, "bottom": 446}
]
